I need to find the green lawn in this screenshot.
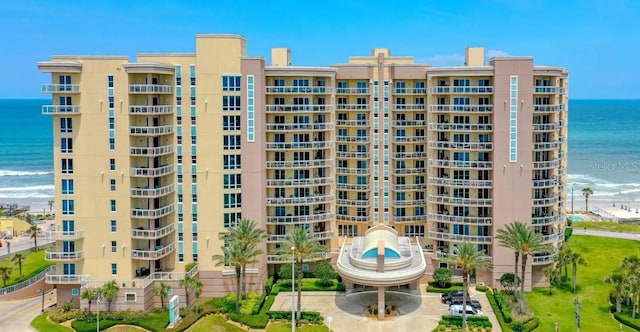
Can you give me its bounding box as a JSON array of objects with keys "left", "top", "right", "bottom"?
[
  {"left": 526, "top": 235, "right": 639, "bottom": 331},
  {"left": 576, "top": 220, "right": 640, "bottom": 234},
  {"left": 187, "top": 314, "right": 247, "bottom": 332},
  {"left": 30, "top": 312, "right": 74, "bottom": 332},
  {"left": 0, "top": 249, "right": 54, "bottom": 287}
]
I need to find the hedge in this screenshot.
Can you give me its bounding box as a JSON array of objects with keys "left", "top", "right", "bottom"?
[
  {"left": 439, "top": 315, "right": 492, "bottom": 328},
  {"left": 475, "top": 285, "right": 489, "bottom": 292},
  {"left": 260, "top": 295, "right": 276, "bottom": 315},
  {"left": 267, "top": 311, "right": 324, "bottom": 324},
  {"left": 486, "top": 290, "right": 512, "bottom": 332},
  {"left": 614, "top": 311, "right": 640, "bottom": 331},
  {"left": 493, "top": 291, "right": 513, "bottom": 323},
  {"left": 228, "top": 313, "right": 270, "bottom": 329},
  {"left": 427, "top": 282, "right": 465, "bottom": 293}
]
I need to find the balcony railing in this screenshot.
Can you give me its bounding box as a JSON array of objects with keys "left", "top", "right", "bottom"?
[
  {"left": 336, "top": 215, "right": 369, "bottom": 222},
  {"left": 534, "top": 141, "right": 561, "bottom": 150},
  {"left": 428, "top": 195, "right": 492, "bottom": 206},
  {"left": 429, "top": 123, "right": 493, "bottom": 131},
  {"left": 532, "top": 214, "right": 563, "bottom": 225},
  {"left": 46, "top": 274, "right": 89, "bottom": 284},
  {"left": 130, "top": 145, "right": 174, "bottom": 156},
  {"left": 428, "top": 141, "right": 493, "bottom": 150},
  {"left": 129, "top": 105, "right": 173, "bottom": 114},
  {"left": 131, "top": 204, "right": 174, "bottom": 218},
  {"left": 394, "top": 199, "right": 427, "bottom": 206},
  {"left": 130, "top": 125, "right": 173, "bottom": 136},
  {"left": 336, "top": 151, "right": 370, "bottom": 159},
  {"left": 533, "top": 159, "right": 560, "bottom": 169},
  {"left": 428, "top": 231, "right": 493, "bottom": 244},
  {"left": 265, "top": 142, "right": 333, "bottom": 150},
  {"left": 267, "top": 252, "right": 327, "bottom": 262},
  {"left": 429, "top": 213, "right": 493, "bottom": 225},
  {"left": 128, "top": 84, "right": 173, "bottom": 94},
  {"left": 266, "top": 159, "right": 333, "bottom": 168},
  {"left": 336, "top": 136, "right": 370, "bottom": 143},
  {"left": 45, "top": 250, "right": 84, "bottom": 261},
  {"left": 46, "top": 230, "right": 84, "bottom": 241},
  {"left": 393, "top": 104, "right": 426, "bottom": 110},
  {"left": 393, "top": 136, "right": 427, "bottom": 143},
  {"left": 533, "top": 195, "right": 560, "bottom": 206},
  {"left": 267, "top": 230, "right": 334, "bottom": 243},
  {"left": 393, "top": 183, "right": 427, "bottom": 190},
  {"left": 429, "top": 177, "right": 493, "bottom": 187},
  {"left": 428, "top": 105, "right": 493, "bottom": 113},
  {"left": 533, "top": 104, "right": 564, "bottom": 113},
  {"left": 393, "top": 168, "right": 426, "bottom": 175},
  {"left": 336, "top": 120, "right": 370, "bottom": 126},
  {"left": 266, "top": 195, "right": 334, "bottom": 205},
  {"left": 41, "top": 105, "right": 80, "bottom": 115},
  {"left": 266, "top": 212, "right": 334, "bottom": 224},
  {"left": 394, "top": 88, "right": 427, "bottom": 95},
  {"left": 428, "top": 159, "right": 493, "bottom": 169},
  {"left": 533, "top": 178, "right": 559, "bottom": 187},
  {"left": 394, "top": 215, "right": 428, "bottom": 222},
  {"left": 335, "top": 183, "right": 370, "bottom": 190},
  {"left": 265, "top": 105, "right": 333, "bottom": 112},
  {"left": 130, "top": 184, "right": 174, "bottom": 198},
  {"left": 541, "top": 231, "right": 564, "bottom": 243},
  {"left": 41, "top": 84, "right": 80, "bottom": 93},
  {"left": 131, "top": 224, "right": 175, "bottom": 239},
  {"left": 336, "top": 198, "right": 370, "bottom": 207},
  {"left": 534, "top": 86, "right": 565, "bottom": 94},
  {"left": 428, "top": 86, "right": 494, "bottom": 94},
  {"left": 533, "top": 123, "right": 560, "bottom": 131},
  {"left": 266, "top": 177, "right": 333, "bottom": 187},
  {"left": 335, "top": 88, "right": 370, "bottom": 94},
  {"left": 265, "top": 123, "right": 333, "bottom": 131},
  {"left": 336, "top": 167, "right": 369, "bottom": 175},
  {"left": 335, "top": 104, "right": 369, "bottom": 110},
  {"left": 393, "top": 152, "right": 428, "bottom": 159},
  {"left": 132, "top": 243, "right": 175, "bottom": 260},
  {"left": 130, "top": 165, "right": 174, "bottom": 177},
  {"left": 393, "top": 120, "right": 427, "bottom": 126},
  {"left": 265, "top": 86, "right": 333, "bottom": 94}
]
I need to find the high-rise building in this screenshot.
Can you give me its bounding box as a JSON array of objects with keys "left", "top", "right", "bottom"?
[{"left": 38, "top": 34, "right": 568, "bottom": 310}]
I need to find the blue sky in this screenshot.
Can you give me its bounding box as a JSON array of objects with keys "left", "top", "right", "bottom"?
[{"left": 1, "top": 0, "right": 638, "bottom": 99}]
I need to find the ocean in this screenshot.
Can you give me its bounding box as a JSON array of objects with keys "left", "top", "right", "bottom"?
[{"left": 0, "top": 99, "right": 638, "bottom": 211}]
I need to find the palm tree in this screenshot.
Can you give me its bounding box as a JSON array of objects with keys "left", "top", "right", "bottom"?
[
  {"left": 29, "top": 225, "right": 39, "bottom": 250},
  {"left": 623, "top": 274, "right": 640, "bottom": 319},
  {"left": 582, "top": 187, "right": 593, "bottom": 213},
  {"left": 179, "top": 275, "right": 197, "bottom": 309},
  {"left": 496, "top": 221, "right": 527, "bottom": 290},
  {"left": 192, "top": 278, "right": 203, "bottom": 314},
  {"left": 152, "top": 282, "right": 171, "bottom": 310},
  {"left": 11, "top": 253, "right": 27, "bottom": 279},
  {"left": 445, "top": 242, "right": 492, "bottom": 330},
  {"left": 605, "top": 269, "right": 627, "bottom": 313},
  {"left": 0, "top": 266, "right": 13, "bottom": 286},
  {"left": 274, "top": 227, "right": 327, "bottom": 327},
  {"left": 212, "top": 239, "right": 245, "bottom": 314},
  {"left": 226, "top": 219, "right": 268, "bottom": 297},
  {"left": 517, "top": 225, "right": 549, "bottom": 296},
  {"left": 80, "top": 289, "right": 97, "bottom": 312},
  {"left": 99, "top": 280, "right": 120, "bottom": 312},
  {"left": 543, "top": 266, "right": 561, "bottom": 295},
  {"left": 569, "top": 251, "right": 587, "bottom": 293},
  {"left": 47, "top": 200, "right": 54, "bottom": 212},
  {"left": 554, "top": 245, "right": 572, "bottom": 281}
]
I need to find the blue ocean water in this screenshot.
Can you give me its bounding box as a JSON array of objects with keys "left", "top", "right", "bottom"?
[{"left": 0, "top": 99, "right": 637, "bottom": 208}]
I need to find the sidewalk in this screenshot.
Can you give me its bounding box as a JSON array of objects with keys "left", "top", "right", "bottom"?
[
  {"left": 0, "top": 237, "right": 54, "bottom": 259},
  {"left": 572, "top": 228, "right": 640, "bottom": 240}
]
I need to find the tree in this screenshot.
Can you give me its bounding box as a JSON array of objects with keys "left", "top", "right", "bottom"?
[
  {"left": 274, "top": 227, "right": 327, "bottom": 326},
  {"left": 192, "top": 278, "right": 203, "bottom": 314},
  {"left": 278, "top": 263, "right": 302, "bottom": 286},
  {"left": 47, "top": 200, "right": 54, "bottom": 212},
  {"left": 496, "top": 221, "right": 528, "bottom": 288},
  {"left": 80, "top": 289, "right": 97, "bottom": 312},
  {"left": 29, "top": 225, "right": 39, "bottom": 250},
  {"left": 554, "top": 245, "right": 572, "bottom": 281},
  {"left": 11, "top": 253, "right": 27, "bottom": 279},
  {"left": 179, "top": 275, "right": 195, "bottom": 309},
  {"left": 432, "top": 267, "right": 453, "bottom": 288},
  {"left": 225, "top": 219, "right": 268, "bottom": 298},
  {"left": 517, "top": 225, "right": 548, "bottom": 296},
  {"left": 620, "top": 255, "right": 640, "bottom": 317},
  {"left": 153, "top": 282, "right": 171, "bottom": 310},
  {"left": 212, "top": 240, "right": 245, "bottom": 314},
  {"left": 314, "top": 260, "right": 338, "bottom": 287},
  {"left": 582, "top": 187, "right": 593, "bottom": 213},
  {"left": 445, "top": 242, "right": 492, "bottom": 330},
  {"left": 569, "top": 251, "right": 587, "bottom": 293},
  {"left": 99, "top": 280, "right": 120, "bottom": 312},
  {"left": 499, "top": 273, "right": 520, "bottom": 294},
  {"left": 543, "top": 266, "right": 561, "bottom": 295},
  {"left": 0, "top": 266, "right": 13, "bottom": 286},
  {"left": 605, "top": 269, "right": 627, "bottom": 313}
]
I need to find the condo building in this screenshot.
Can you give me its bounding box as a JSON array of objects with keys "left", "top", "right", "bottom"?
[{"left": 38, "top": 34, "right": 568, "bottom": 310}]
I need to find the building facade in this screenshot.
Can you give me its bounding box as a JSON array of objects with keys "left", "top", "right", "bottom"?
[{"left": 38, "top": 34, "right": 568, "bottom": 310}]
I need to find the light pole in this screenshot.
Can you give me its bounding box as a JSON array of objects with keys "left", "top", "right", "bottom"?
[
  {"left": 36, "top": 288, "right": 44, "bottom": 312},
  {"left": 96, "top": 290, "right": 102, "bottom": 332},
  {"left": 574, "top": 296, "right": 582, "bottom": 332},
  {"left": 571, "top": 184, "right": 575, "bottom": 214},
  {"left": 291, "top": 246, "right": 296, "bottom": 332}
]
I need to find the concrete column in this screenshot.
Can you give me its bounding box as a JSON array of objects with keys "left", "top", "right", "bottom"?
[{"left": 378, "top": 286, "right": 385, "bottom": 320}]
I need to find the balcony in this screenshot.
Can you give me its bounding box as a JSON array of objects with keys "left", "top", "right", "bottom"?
[
  {"left": 41, "top": 105, "right": 80, "bottom": 115},
  {"left": 266, "top": 177, "right": 333, "bottom": 187},
  {"left": 534, "top": 86, "right": 565, "bottom": 94},
  {"left": 533, "top": 123, "right": 560, "bottom": 131},
  {"left": 394, "top": 215, "right": 427, "bottom": 222},
  {"left": 533, "top": 159, "right": 560, "bottom": 169},
  {"left": 428, "top": 105, "right": 493, "bottom": 113},
  {"left": 429, "top": 177, "right": 493, "bottom": 187},
  {"left": 130, "top": 165, "right": 174, "bottom": 177},
  {"left": 266, "top": 195, "right": 334, "bottom": 205},
  {"left": 429, "top": 123, "right": 493, "bottom": 131},
  {"left": 533, "top": 195, "right": 560, "bottom": 206},
  {"left": 131, "top": 204, "right": 174, "bottom": 218},
  {"left": 128, "top": 84, "right": 173, "bottom": 94},
  {"left": 533, "top": 141, "right": 561, "bottom": 150},
  {"left": 429, "top": 86, "right": 494, "bottom": 94},
  {"left": 429, "top": 213, "right": 493, "bottom": 225},
  {"left": 265, "top": 105, "right": 333, "bottom": 112},
  {"left": 336, "top": 167, "right": 369, "bottom": 175},
  {"left": 393, "top": 136, "right": 427, "bottom": 143},
  {"left": 130, "top": 184, "right": 174, "bottom": 198},
  {"left": 45, "top": 250, "right": 84, "bottom": 261},
  {"left": 532, "top": 214, "right": 563, "bottom": 226},
  {"left": 336, "top": 151, "right": 370, "bottom": 159},
  {"left": 533, "top": 178, "right": 559, "bottom": 187},
  {"left": 393, "top": 152, "right": 428, "bottom": 159},
  {"left": 533, "top": 104, "right": 564, "bottom": 113},
  {"left": 132, "top": 243, "right": 175, "bottom": 260},
  {"left": 393, "top": 168, "right": 426, "bottom": 175},
  {"left": 428, "top": 141, "right": 493, "bottom": 150},
  {"left": 41, "top": 84, "right": 80, "bottom": 94},
  {"left": 335, "top": 88, "right": 370, "bottom": 94},
  {"left": 428, "top": 159, "right": 493, "bottom": 169},
  {"left": 267, "top": 230, "right": 334, "bottom": 243},
  {"left": 131, "top": 224, "right": 175, "bottom": 239},
  {"left": 46, "top": 230, "right": 84, "bottom": 241},
  {"left": 267, "top": 213, "right": 334, "bottom": 224},
  {"left": 335, "top": 183, "right": 370, "bottom": 190},
  {"left": 336, "top": 120, "right": 369, "bottom": 127},
  {"left": 428, "top": 195, "right": 492, "bottom": 206},
  {"left": 265, "top": 86, "right": 333, "bottom": 94},
  {"left": 393, "top": 183, "right": 427, "bottom": 191},
  {"left": 266, "top": 159, "right": 333, "bottom": 168},
  {"left": 393, "top": 104, "right": 426, "bottom": 110},
  {"left": 130, "top": 125, "right": 173, "bottom": 136},
  {"left": 393, "top": 120, "right": 427, "bottom": 127},
  {"left": 336, "top": 136, "right": 370, "bottom": 143},
  {"left": 428, "top": 231, "right": 493, "bottom": 244},
  {"left": 336, "top": 198, "right": 370, "bottom": 207},
  {"left": 394, "top": 88, "right": 427, "bottom": 95},
  {"left": 336, "top": 215, "right": 369, "bottom": 222},
  {"left": 129, "top": 105, "right": 173, "bottom": 115},
  {"left": 532, "top": 250, "right": 560, "bottom": 265},
  {"left": 130, "top": 145, "right": 174, "bottom": 157},
  {"left": 335, "top": 104, "right": 369, "bottom": 110},
  {"left": 394, "top": 199, "right": 427, "bottom": 206},
  {"left": 46, "top": 274, "right": 89, "bottom": 284},
  {"left": 265, "top": 142, "right": 332, "bottom": 150},
  {"left": 265, "top": 123, "right": 333, "bottom": 131},
  {"left": 267, "top": 252, "right": 327, "bottom": 263}
]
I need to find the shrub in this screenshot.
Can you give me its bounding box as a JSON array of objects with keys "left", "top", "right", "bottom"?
[
  {"left": 49, "top": 308, "right": 83, "bottom": 323},
  {"left": 614, "top": 312, "right": 640, "bottom": 331},
  {"left": 277, "top": 263, "right": 302, "bottom": 285},
  {"left": 564, "top": 227, "right": 573, "bottom": 242},
  {"left": 265, "top": 276, "right": 274, "bottom": 295},
  {"left": 239, "top": 292, "right": 261, "bottom": 315},
  {"left": 521, "top": 317, "right": 540, "bottom": 332},
  {"left": 228, "top": 313, "right": 269, "bottom": 329},
  {"left": 427, "top": 282, "right": 464, "bottom": 293},
  {"left": 184, "top": 262, "right": 197, "bottom": 272},
  {"left": 476, "top": 284, "right": 489, "bottom": 292},
  {"left": 314, "top": 260, "right": 338, "bottom": 286},
  {"left": 486, "top": 291, "right": 510, "bottom": 332},
  {"left": 493, "top": 291, "right": 512, "bottom": 323},
  {"left": 433, "top": 268, "right": 453, "bottom": 288},
  {"left": 510, "top": 321, "right": 525, "bottom": 332},
  {"left": 260, "top": 295, "right": 276, "bottom": 315}
]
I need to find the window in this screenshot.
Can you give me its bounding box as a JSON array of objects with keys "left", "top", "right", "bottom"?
[
  {"left": 110, "top": 220, "right": 116, "bottom": 232},
  {"left": 107, "top": 75, "right": 114, "bottom": 88},
  {"left": 71, "top": 288, "right": 80, "bottom": 296},
  {"left": 405, "top": 225, "right": 425, "bottom": 237},
  {"left": 223, "top": 135, "right": 241, "bottom": 150},
  {"left": 109, "top": 158, "right": 115, "bottom": 171},
  {"left": 111, "top": 263, "right": 117, "bottom": 275},
  {"left": 222, "top": 96, "right": 241, "bottom": 111},
  {"left": 223, "top": 174, "right": 242, "bottom": 189},
  {"left": 110, "top": 199, "right": 116, "bottom": 212},
  {"left": 61, "top": 158, "right": 73, "bottom": 174},
  {"left": 110, "top": 179, "right": 116, "bottom": 191},
  {"left": 222, "top": 75, "right": 241, "bottom": 91},
  {"left": 125, "top": 293, "right": 137, "bottom": 302},
  {"left": 60, "top": 118, "right": 72, "bottom": 133},
  {"left": 111, "top": 241, "right": 117, "bottom": 253},
  {"left": 223, "top": 115, "right": 241, "bottom": 130},
  {"left": 190, "top": 65, "right": 196, "bottom": 85},
  {"left": 109, "top": 138, "right": 115, "bottom": 150},
  {"left": 224, "top": 212, "right": 242, "bottom": 228},
  {"left": 338, "top": 225, "right": 358, "bottom": 237},
  {"left": 224, "top": 193, "right": 242, "bottom": 208},
  {"left": 223, "top": 155, "right": 241, "bottom": 169},
  {"left": 61, "top": 179, "right": 74, "bottom": 195},
  {"left": 62, "top": 199, "right": 74, "bottom": 215},
  {"left": 61, "top": 138, "right": 73, "bottom": 153}
]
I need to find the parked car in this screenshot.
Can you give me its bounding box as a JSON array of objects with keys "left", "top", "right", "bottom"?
[
  {"left": 449, "top": 298, "right": 482, "bottom": 310},
  {"left": 449, "top": 304, "right": 484, "bottom": 317},
  {"left": 441, "top": 290, "right": 471, "bottom": 304}
]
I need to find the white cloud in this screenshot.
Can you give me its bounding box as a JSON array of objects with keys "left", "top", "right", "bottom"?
[
  {"left": 418, "top": 54, "right": 465, "bottom": 66},
  {"left": 486, "top": 49, "right": 510, "bottom": 58}
]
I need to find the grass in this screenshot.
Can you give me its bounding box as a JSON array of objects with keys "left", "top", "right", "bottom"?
[
  {"left": 30, "top": 312, "right": 74, "bottom": 332},
  {"left": 575, "top": 220, "right": 640, "bottom": 234},
  {"left": 187, "top": 314, "right": 247, "bottom": 332},
  {"left": 266, "top": 322, "right": 328, "bottom": 332},
  {"left": 275, "top": 278, "right": 345, "bottom": 292},
  {"left": 525, "top": 235, "right": 639, "bottom": 332},
  {"left": 0, "top": 249, "right": 54, "bottom": 287}
]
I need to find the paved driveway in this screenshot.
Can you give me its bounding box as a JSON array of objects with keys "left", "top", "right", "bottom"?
[
  {"left": 0, "top": 289, "right": 56, "bottom": 331},
  {"left": 271, "top": 287, "right": 501, "bottom": 332}
]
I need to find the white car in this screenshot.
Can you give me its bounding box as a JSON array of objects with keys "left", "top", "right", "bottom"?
[{"left": 449, "top": 304, "right": 484, "bottom": 317}]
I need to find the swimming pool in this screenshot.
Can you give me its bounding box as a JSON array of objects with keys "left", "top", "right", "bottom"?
[{"left": 568, "top": 215, "right": 585, "bottom": 222}]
